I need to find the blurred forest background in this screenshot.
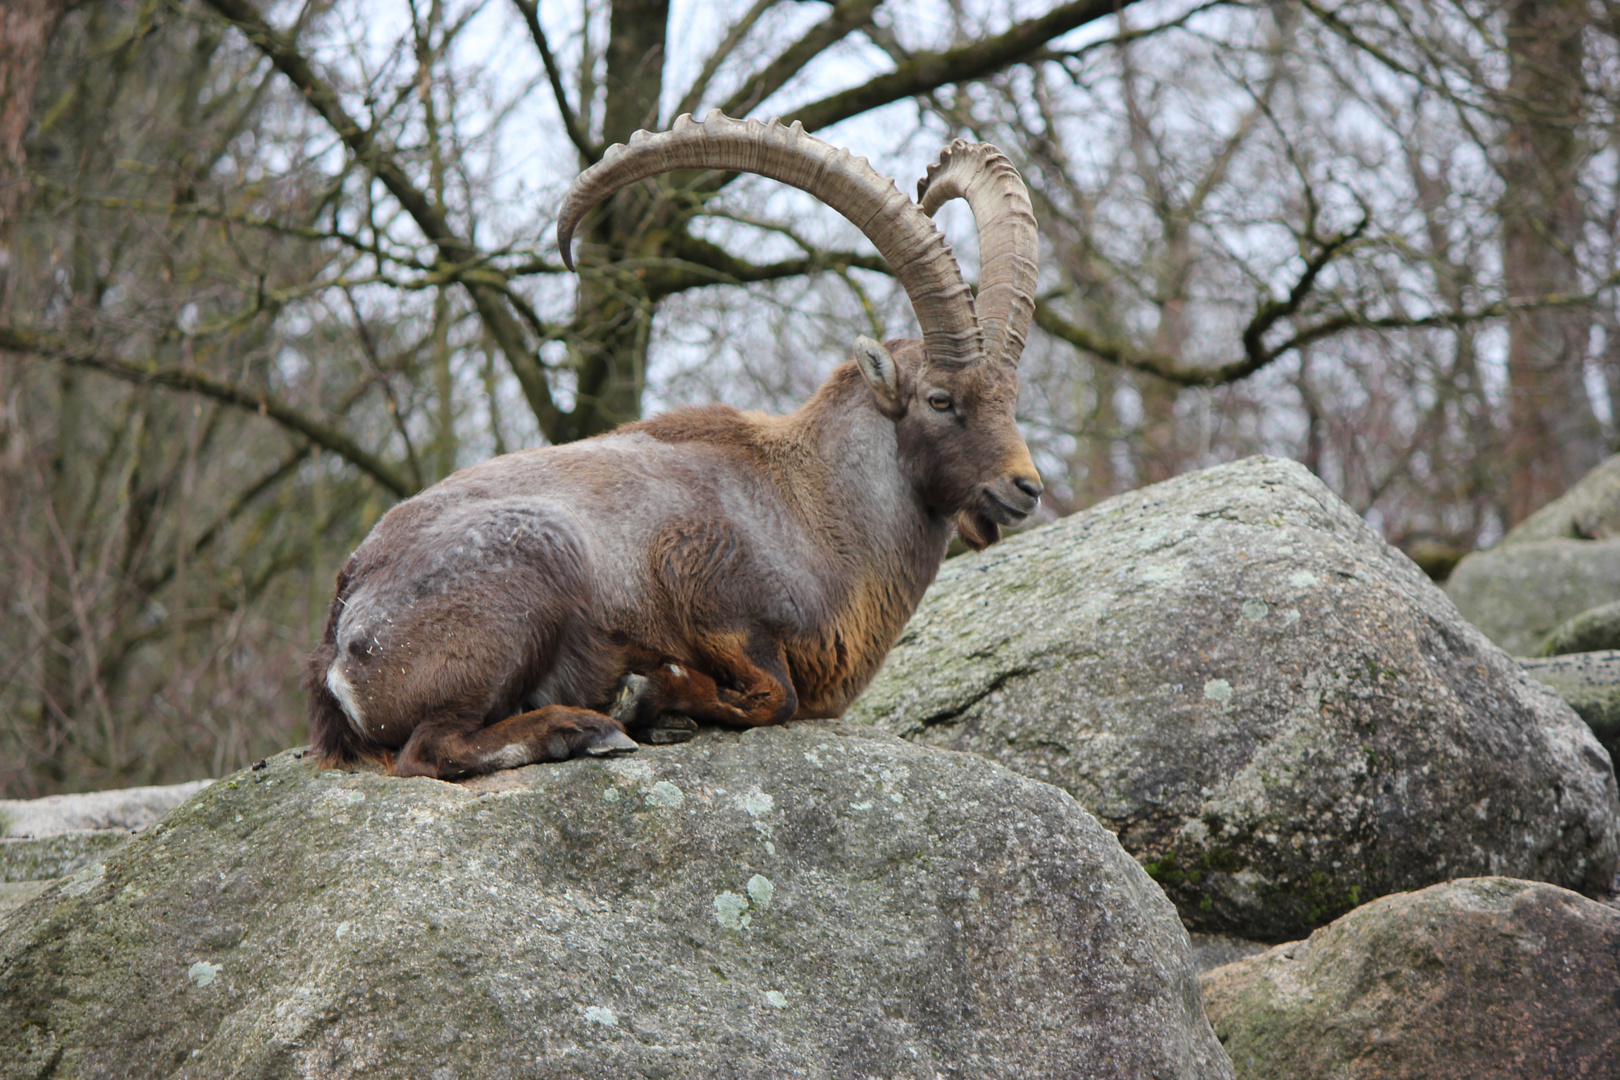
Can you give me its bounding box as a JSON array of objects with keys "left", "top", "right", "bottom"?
[{"left": 1, "top": 0, "right": 1615, "bottom": 796}]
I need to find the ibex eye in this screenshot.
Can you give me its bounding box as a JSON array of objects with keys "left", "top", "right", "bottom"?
[{"left": 928, "top": 394, "right": 954, "bottom": 412}]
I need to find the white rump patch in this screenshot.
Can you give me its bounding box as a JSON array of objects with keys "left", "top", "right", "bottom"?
[{"left": 325, "top": 663, "right": 368, "bottom": 737}]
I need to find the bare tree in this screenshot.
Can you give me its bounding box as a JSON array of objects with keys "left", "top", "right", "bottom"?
[
  {"left": 0, "top": 0, "right": 69, "bottom": 303},
  {"left": 961, "top": 1, "right": 1619, "bottom": 551},
  {"left": 1, "top": 0, "right": 1162, "bottom": 793},
  {"left": 7, "top": 0, "right": 1620, "bottom": 793},
  {"left": 1289, "top": 0, "right": 1618, "bottom": 531},
  {"left": 1497, "top": 0, "right": 1604, "bottom": 519},
  {"left": 0, "top": 0, "right": 372, "bottom": 794}
]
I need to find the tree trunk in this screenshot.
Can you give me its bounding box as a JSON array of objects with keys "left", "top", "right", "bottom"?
[
  {"left": 0, "top": 0, "right": 67, "bottom": 304},
  {"left": 1082, "top": 363, "right": 1120, "bottom": 505},
  {"left": 1137, "top": 223, "right": 1192, "bottom": 485},
  {"left": 562, "top": 0, "right": 671, "bottom": 442},
  {"left": 36, "top": 365, "right": 81, "bottom": 787},
  {"left": 1499, "top": 0, "right": 1601, "bottom": 523}
]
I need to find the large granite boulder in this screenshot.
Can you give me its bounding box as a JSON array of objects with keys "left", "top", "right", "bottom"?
[
  {"left": 0, "top": 723, "right": 1231, "bottom": 1080},
  {"left": 1, "top": 779, "right": 213, "bottom": 923},
  {"left": 1534, "top": 598, "right": 1620, "bottom": 656},
  {"left": 850, "top": 456, "right": 1620, "bottom": 941},
  {"left": 1200, "top": 877, "right": 1620, "bottom": 1080},
  {"left": 1446, "top": 453, "right": 1620, "bottom": 654},
  {"left": 1501, "top": 452, "right": 1620, "bottom": 544},
  {"left": 1521, "top": 651, "right": 1620, "bottom": 760},
  {"left": 1444, "top": 538, "right": 1620, "bottom": 656},
  {"left": 0, "top": 779, "right": 213, "bottom": 838}
]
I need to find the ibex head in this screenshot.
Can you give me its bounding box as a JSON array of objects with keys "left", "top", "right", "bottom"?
[
  {"left": 559, "top": 112, "right": 1043, "bottom": 549},
  {"left": 852, "top": 332, "right": 1039, "bottom": 549}
]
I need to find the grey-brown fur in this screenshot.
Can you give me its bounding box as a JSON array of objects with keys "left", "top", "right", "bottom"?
[
  {"left": 308, "top": 351, "right": 1040, "bottom": 779},
  {"left": 307, "top": 118, "right": 1043, "bottom": 780}
]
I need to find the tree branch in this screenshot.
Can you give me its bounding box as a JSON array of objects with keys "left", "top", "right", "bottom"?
[
  {"left": 675, "top": 0, "right": 776, "bottom": 119},
  {"left": 1035, "top": 0, "right": 1230, "bottom": 67},
  {"left": 785, "top": 0, "right": 1146, "bottom": 134},
  {"left": 640, "top": 232, "right": 888, "bottom": 296},
  {"left": 511, "top": 0, "right": 600, "bottom": 163},
  {"left": 1239, "top": 211, "right": 1371, "bottom": 374},
  {"left": 1035, "top": 223, "right": 1618, "bottom": 389},
  {"left": 718, "top": 0, "right": 882, "bottom": 118},
  {"left": 199, "top": 0, "right": 561, "bottom": 439},
  {"left": 0, "top": 324, "right": 415, "bottom": 496},
  {"left": 136, "top": 441, "right": 314, "bottom": 596}
]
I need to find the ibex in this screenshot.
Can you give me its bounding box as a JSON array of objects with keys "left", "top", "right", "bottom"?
[{"left": 306, "top": 112, "right": 1042, "bottom": 780}]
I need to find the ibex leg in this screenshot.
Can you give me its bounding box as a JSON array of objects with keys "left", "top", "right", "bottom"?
[
  {"left": 653, "top": 634, "right": 798, "bottom": 728},
  {"left": 393, "top": 706, "right": 636, "bottom": 780}
]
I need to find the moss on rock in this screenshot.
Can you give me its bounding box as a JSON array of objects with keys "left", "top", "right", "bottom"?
[
  {"left": 0, "top": 723, "right": 1232, "bottom": 1080},
  {"left": 1202, "top": 877, "right": 1620, "bottom": 1080},
  {"left": 852, "top": 456, "right": 1620, "bottom": 941}
]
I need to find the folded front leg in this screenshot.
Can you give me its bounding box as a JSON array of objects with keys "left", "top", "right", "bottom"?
[
  {"left": 655, "top": 633, "right": 798, "bottom": 728},
  {"left": 393, "top": 706, "right": 636, "bottom": 780}
]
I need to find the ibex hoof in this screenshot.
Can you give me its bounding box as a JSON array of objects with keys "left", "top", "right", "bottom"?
[
  {"left": 585, "top": 728, "right": 640, "bottom": 757},
  {"left": 608, "top": 673, "right": 653, "bottom": 724},
  {"left": 645, "top": 713, "right": 698, "bottom": 745}
]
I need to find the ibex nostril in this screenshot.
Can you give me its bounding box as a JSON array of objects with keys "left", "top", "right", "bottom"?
[{"left": 1014, "top": 476, "right": 1043, "bottom": 501}]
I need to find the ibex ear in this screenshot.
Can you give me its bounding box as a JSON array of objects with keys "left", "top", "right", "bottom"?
[{"left": 853, "top": 336, "right": 903, "bottom": 417}]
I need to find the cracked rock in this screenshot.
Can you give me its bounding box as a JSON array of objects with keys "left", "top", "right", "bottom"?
[
  {"left": 850, "top": 456, "right": 1620, "bottom": 941},
  {"left": 0, "top": 723, "right": 1230, "bottom": 1080}
]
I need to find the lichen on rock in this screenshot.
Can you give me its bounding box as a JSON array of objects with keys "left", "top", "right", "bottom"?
[
  {"left": 851, "top": 456, "right": 1620, "bottom": 941},
  {"left": 1200, "top": 877, "right": 1620, "bottom": 1080},
  {"left": 0, "top": 722, "right": 1231, "bottom": 1079}
]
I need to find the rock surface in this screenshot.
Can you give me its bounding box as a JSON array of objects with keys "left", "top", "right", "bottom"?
[
  {"left": 1534, "top": 598, "right": 1620, "bottom": 656},
  {"left": 0, "top": 831, "right": 129, "bottom": 884},
  {"left": 851, "top": 456, "right": 1620, "bottom": 941},
  {"left": 0, "top": 723, "right": 1231, "bottom": 1080},
  {"left": 1444, "top": 537, "right": 1620, "bottom": 656},
  {"left": 1521, "top": 651, "right": 1620, "bottom": 760},
  {"left": 1444, "top": 454, "right": 1620, "bottom": 655},
  {"left": 1, "top": 779, "right": 215, "bottom": 926},
  {"left": 1501, "top": 452, "right": 1620, "bottom": 544},
  {"left": 0, "top": 778, "right": 213, "bottom": 838},
  {"left": 1200, "top": 877, "right": 1620, "bottom": 1080}
]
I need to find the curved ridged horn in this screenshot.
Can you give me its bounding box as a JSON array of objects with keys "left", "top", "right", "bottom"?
[
  {"left": 916, "top": 141, "right": 1038, "bottom": 368},
  {"left": 558, "top": 110, "right": 983, "bottom": 369}
]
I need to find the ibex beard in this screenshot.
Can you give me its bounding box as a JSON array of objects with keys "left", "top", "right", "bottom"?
[{"left": 305, "top": 112, "right": 1042, "bottom": 781}]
